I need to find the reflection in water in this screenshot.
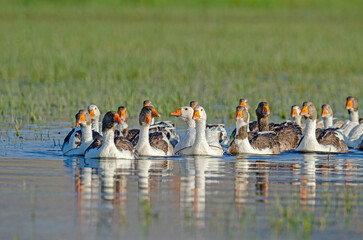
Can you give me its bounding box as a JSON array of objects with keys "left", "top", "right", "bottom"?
[
  {"left": 255, "top": 160, "right": 269, "bottom": 202},
  {"left": 61, "top": 150, "right": 363, "bottom": 239},
  {"left": 235, "top": 157, "right": 249, "bottom": 204},
  {"left": 300, "top": 154, "right": 317, "bottom": 206},
  {"left": 180, "top": 156, "right": 210, "bottom": 227}
]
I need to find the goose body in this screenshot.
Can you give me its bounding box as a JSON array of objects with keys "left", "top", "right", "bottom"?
[
  {"left": 63, "top": 110, "right": 98, "bottom": 156},
  {"left": 229, "top": 106, "right": 280, "bottom": 155},
  {"left": 296, "top": 102, "right": 348, "bottom": 153},
  {"left": 171, "top": 106, "right": 226, "bottom": 155},
  {"left": 135, "top": 106, "right": 174, "bottom": 156},
  {"left": 180, "top": 106, "right": 223, "bottom": 156},
  {"left": 85, "top": 111, "right": 137, "bottom": 159}
]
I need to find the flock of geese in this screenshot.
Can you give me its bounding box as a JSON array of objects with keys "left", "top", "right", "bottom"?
[{"left": 62, "top": 97, "right": 363, "bottom": 158}]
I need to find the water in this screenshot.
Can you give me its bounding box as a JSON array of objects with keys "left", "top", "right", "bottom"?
[{"left": 1, "top": 122, "right": 363, "bottom": 240}]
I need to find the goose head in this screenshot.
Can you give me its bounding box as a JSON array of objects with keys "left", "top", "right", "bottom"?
[
  {"left": 139, "top": 106, "right": 160, "bottom": 126},
  {"left": 239, "top": 99, "right": 250, "bottom": 113},
  {"left": 88, "top": 105, "right": 101, "bottom": 122},
  {"left": 77, "top": 109, "right": 92, "bottom": 127},
  {"left": 171, "top": 106, "right": 194, "bottom": 122},
  {"left": 256, "top": 102, "right": 270, "bottom": 118},
  {"left": 75, "top": 112, "right": 80, "bottom": 127},
  {"left": 346, "top": 96, "right": 358, "bottom": 113},
  {"left": 192, "top": 106, "right": 207, "bottom": 124},
  {"left": 189, "top": 101, "right": 199, "bottom": 109},
  {"left": 143, "top": 100, "right": 153, "bottom": 107},
  {"left": 291, "top": 105, "right": 301, "bottom": 118},
  {"left": 102, "top": 111, "right": 121, "bottom": 132},
  {"left": 235, "top": 106, "right": 249, "bottom": 128},
  {"left": 117, "top": 106, "right": 129, "bottom": 124},
  {"left": 300, "top": 102, "right": 317, "bottom": 120},
  {"left": 321, "top": 104, "right": 333, "bottom": 118}
]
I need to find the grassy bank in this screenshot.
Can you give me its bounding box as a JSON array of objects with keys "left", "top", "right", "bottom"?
[{"left": 0, "top": 1, "right": 362, "bottom": 124}]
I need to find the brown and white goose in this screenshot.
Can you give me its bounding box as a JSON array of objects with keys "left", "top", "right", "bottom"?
[
  {"left": 229, "top": 106, "right": 280, "bottom": 155},
  {"left": 291, "top": 105, "right": 302, "bottom": 126},
  {"left": 135, "top": 106, "right": 174, "bottom": 156},
  {"left": 85, "top": 111, "right": 137, "bottom": 159},
  {"left": 321, "top": 104, "right": 345, "bottom": 129},
  {"left": 338, "top": 97, "right": 363, "bottom": 148},
  {"left": 88, "top": 105, "right": 101, "bottom": 133},
  {"left": 250, "top": 102, "right": 302, "bottom": 151},
  {"left": 296, "top": 102, "right": 348, "bottom": 153},
  {"left": 62, "top": 112, "right": 81, "bottom": 154},
  {"left": 115, "top": 106, "right": 129, "bottom": 137},
  {"left": 339, "top": 96, "right": 360, "bottom": 137},
  {"left": 62, "top": 109, "right": 102, "bottom": 156}
]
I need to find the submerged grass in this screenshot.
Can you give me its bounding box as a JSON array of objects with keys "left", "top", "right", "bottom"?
[{"left": 0, "top": 1, "right": 362, "bottom": 124}]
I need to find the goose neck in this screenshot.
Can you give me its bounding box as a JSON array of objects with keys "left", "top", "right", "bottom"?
[
  {"left": 258, "top": 116, "right": 269, "bottom": 132},
  {"left": 349, "top": 111, "right": 359, "bottom": 123},
  {"left": 323, "top": 116, "right": 333, "bottom": 129},
  {"left": 81, "top": 124, "right": 93, "bottom": 142}
]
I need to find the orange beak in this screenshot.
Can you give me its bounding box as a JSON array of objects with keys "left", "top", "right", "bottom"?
[
  {"left": 346, "top": 100, "right": 353, "bottom": 110},
  {"left": 89, "top": 109, "right": 95, "bottom": 118},
  {"left": 144, "top": 103, "right": 150, "bottom": 107},
  {"left": 145, "top": 115, "right": 152, "bottom": 124},
  {"left": 192, "top": 110, "right": 200, "bottom": 120},
  {"left": 113, "top": 114, "right": 121, "bottom": 123},
  {"left": 78, "top": 113, "right": 86, "bottom": 123},
  {"left": 118, "top": 109, "right": 126, "bottom": 119},
  {"left": 263, "top": 105, "right": 270, "bottom": 115},
  {"left": 75, "top": 122, "right": 80, "bottom": 127},
  {"left": 239, "top": 101, "right": 246, "bottom": 107},
  {"left": 151, "top": 109, "right": 160, "bottom": 117},
  {"left": 190, "top": 105, "right": 196, "bottom": 110},
  {"left": 301, "top": 106, "right": 309, "bottom": 116},
  {"left": 235, "top": 110, "right": 243, "bottom": 120},
  {"left": 321, "top": 108, "right": 328, "bottom": 117},
  {"left": 171, "top": 108, "right": 182, "bottom": 117},
  {"left": 291, "top": 108, "right": 298, "bottom": 117}
]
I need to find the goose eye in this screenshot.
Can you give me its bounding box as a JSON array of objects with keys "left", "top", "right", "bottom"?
[
  {"left": 184, "top": 108, "right": 188, "bottom": 111},
  {"left": 201, "top": 109, "right": 203, "bottom": 111}
]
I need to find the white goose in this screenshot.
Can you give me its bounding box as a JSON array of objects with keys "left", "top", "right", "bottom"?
[
  {"left": 229, "top": 106, "right": 280, "bottom": 155},
  {"left": 88, "top": 105, "right": 101, "bottom": 134},
  {"left": 85, "top": 111, "right": 137, "bottom": 159},
  {"left": 135, "top": 106, "right": 174, "bottom": 156},
  {"left": 339, "top": 97, "right": 363, "bottom": 148},
  {"left": 170, "top": 106, "right": 225, "bottom": 155},
  {"left": 179, "top": 106, "right": 223, "bottom": 156},
  {"left": 296, "top": 102, "right": 348, "bottom": 153},
  {"left": 63, "top": 109, "right": 95, "bottom": 156}
]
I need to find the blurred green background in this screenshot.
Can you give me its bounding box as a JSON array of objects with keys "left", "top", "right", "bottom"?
[{"left": 0, "top": 0, "right": 362, "bottom": 124}]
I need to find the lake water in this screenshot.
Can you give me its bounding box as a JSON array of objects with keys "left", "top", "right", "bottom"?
[{"left": 0, "top": 122, "right": 363, "bottom": 240}]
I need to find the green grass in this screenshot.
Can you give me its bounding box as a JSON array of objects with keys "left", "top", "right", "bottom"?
[{"left": 0, "top": 0, "right": 362, "bottom": 124}]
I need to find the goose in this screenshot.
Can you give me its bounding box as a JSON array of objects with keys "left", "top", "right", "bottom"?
[
  {"left": 321, "top": 104, "right": 345, "bottom": 129},
  {"left": 115, "top": 106, "right": 129, "bottom": 137},
  {"left": 62, "top": 112, "right": 81, "bottom": 154},
  {"left": 135, "top": 106, "right": 174, "bottom": 156},
  {"left": 63, "top": 109, "right": 102, "bottom": 156},
  {"left": 88, "top": 105, "right": 101, "bottom": 133},
  {"left": 229, "top": 106, "right": 280, "bottom": 155},
  {"left": 189, "top": 100, "right": 229, "bottom": 145},
  {"left": 85, "top": 111, "right": 137, "bottom": 159},
  {"left": 170, "top": 106, "right": 223, "bottom": 154},
  {"left": 230, "top": 98, "right": 252, "bottom": 140},
  {"left": 291, "top": 105, "right": 302, "bottom": 126},
  {"left": 250, "top": 102, "right": 302, "bottom": 151},
  {"left": 337, "top": 96, "right": 363, "bottom": 148},
  {"left": 339, "top": 96, "right": 360, "bottom": 137},
  {"left": 296, "top": 102, "right": 348, "bottom": 153},
  {"left": 178, "top": 106, "right": 223, "bottom": 156}
]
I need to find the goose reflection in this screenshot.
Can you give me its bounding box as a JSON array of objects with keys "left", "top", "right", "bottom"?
[
  {"left": 180, "top": 156, "right": 217, "bottom": 227},
  {"left": 234, "top": 156, "right": 249, "bottom": 204},
  {"left": 300, "top": 154, "right": 317, "bottom": 206},
  {"left": 255, "top": 160, "right": 269, "bottom": 202},
  {"left": 75, "top": 157, "right": 134, "bottom": 230},
  {"left": 136, "top": 157, "right": 173, "bottom": 203}
]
